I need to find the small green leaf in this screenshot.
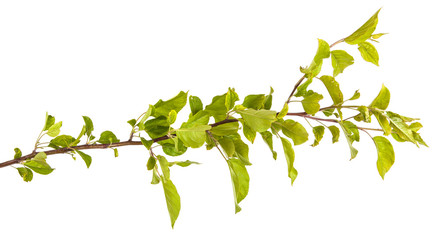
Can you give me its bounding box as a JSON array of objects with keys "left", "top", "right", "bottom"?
[
  {"left": 151, "top": 170, "right": 160, "bottom": 184},
  {"left": 183, "top": 110, "right": 210, "bottom": 128},
  {"left": 169, "top": 160, "right": 200, "bottom": 167},
  {"left": 331, "top": 50, "right": 354, "bottom": 77},
  {"left": 225, "top": 88, "right": 239, "bottom": 110},
  {"left": 162, "top": 139, "right": 187, "bottom": 156},
  {"left": 168, "top": 110, "right": 177, "bottom": 125},
  {"left": 279, "top": 119, "right": 309, "bottom": 146},
  {"left": 339, "top": 122, "right": 358, "bottom": 160},
  {"left": 280, "top": 137, "right": 298, "bottom": 185},
  {"left": 219, "top": 137, "right": 235, "bottom": 157},
  {"left": 300, "top": 39, "right": 330, "bottom": 78},
  {"left": 372, "top": 111, "right": 391, "bottom": 135},
  {"left": 47, "top": 121, "right": 62, "bottom": 137},
  {"left": 242, "top": 122, "right": 256, "bottom": 143},
  {"left": 177, "top": 125, "right": 211, "bottom": 148},
  {"left": 210, "top": 121, "right": 239, "bottom": 136},
  {"left": 153, "top": 91, "right": 188, "bottom": 118},
  {"left": 263, "top": 87, "right": 274, "bottom": 110},
  {"left": 238, "top": 109, "right": 277, "bottom": 133},
  {"left": 348, "top": 90, "right": 361, "bottom": 101},
  {"left": 17, "top": 167, "right": 33, "bottom": 182},
  {"left": 328, "top": 126, "right": 340, "bottom": 143},
  {"left": 44, "top": 114, "right": 55, "bottom": 131},
  {"left": 161, "top": 176, "right": 181, "bottom": 228},
  {"left": 369, "top": 84, "right": 390, "bottom": 110},
  {"left": 14, "top": 148, "right": 22, "bottom": 159},
  {"left": 147, "top": 156, "right": 156, "bottom": 171},
  {"left": 233, "top": 137, "right": 251, "bottom": 166},
  {"left": 24, "top": 160, "right": 54, "bottom": 175},
  {"left": 157, "top": 155, "right": 170, "bottom": 180},
  {"left": 227, "top": 158, "right": 250, "bottom": 213},
  {"left": 354, "top": 106, "right": 371, "bottom": 123},
  {"left": 371, "top": 33, "right": 388, "bottom": 40},
  {"left": 242, "top": 94, "right": 266, "bottom": 110},
  {"left": 32, "top": 152, "right": 47, "bottom": 161},
  {"left": 301, "top": 91, "right": 323, "bottom": 115},
  {"left": 127, "top": 119, "right": 137, "bottom": 127},
  {"left": 113, "top": 148, "right": 119, "bottom": 158},
  {"left": 319, "top": 76, "right": 343, "bottom": 105},
  {"left": 294, "top": 78, "right": 313, "bottom": 97},
  {"left": 82, "top": 116, "right": 94, "bottom": 137},
  {"left": 277, "top": 103, "right": 289, "bottom": 119},
  {"left": 358, "top": 41, "right": 379, "bottom": 66},
  {"left": 311, "top": 126, "right": 325, "bottom": 147},
  {"left": 50, "top": 135, "right": 77, "bottom": 148},
  {"left": 373, "top": 136, "right": 395, "bottom": 179},
  {"left": 97, "top": 131, "right": 120, "bottom": 144},
  {"left": 144, "top": 116, "right": 170, "bottom": 139},
  {"left": 260, "top": 131, "right": 277, "bottom": 160},
  {"left": 387, "top": 114, "right": 416, "bottom": 145},
  {"left": 345, "top": 8, "right": 381, "bottom": 45},
  {"left": 189, "top": 95, "right": 203, "bottom": 115},
  {"left": 205, "top": 93, "right": 229, "bottom": 122},
  {"left": 138, "top": 105, "right": 155, "bottom": 131},
  {"left": 76, "top": 150, "right": 92, "bottom": 168},
  {"left": 140, "top": 137, "right": 153, "bottom": 150}
]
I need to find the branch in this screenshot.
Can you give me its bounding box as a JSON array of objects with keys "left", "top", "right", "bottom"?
[{"left": 0, "top": 118, "right": 240, "bottom": 169}]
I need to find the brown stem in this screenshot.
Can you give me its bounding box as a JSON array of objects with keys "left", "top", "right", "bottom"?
[
  {"left": 0, "top": 118, "right": 240, "bottom": 169},
  {"left": 286, "top": 75, "right": 306, "bottom": 105}
]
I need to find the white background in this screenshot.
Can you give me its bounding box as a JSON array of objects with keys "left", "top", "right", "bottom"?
[{"left": 1, "top": 1, "right": 441, "bottom": 239}]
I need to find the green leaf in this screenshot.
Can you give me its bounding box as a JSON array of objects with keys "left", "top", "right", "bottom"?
[
  {"left": 17, "top": 167, "right": 33, "bottom": 182},
  {"left": 153, "top": 91, "right": 188, "bottom": 118},
  {"left": 151, "top": 170, "right": 160, "bottom": 185},
  {"left": 263, "top": 87, "right": 274, "bottom": 110},
  {"left": 47, "top": 121, "right": 62, "bottom": 137},
  {"left": 157, "top": 155, "right": 170, "bottom": 180},
  {"left": 189, "top": 95, "right": 203, "bottom": 115},
  {"left": 369, "top": 84, "right": 390, "bottom": 110},
  {"left": 413, "top": 132, "right": 428, "bottom": 147},
  {"left": 24, "top": 160, "right": 54, "bottom": 175},
  {"left": 160, "top": 176, "right": 181, "bottom": 228},
  {"left": 210, "top": 121, "right": 239, "bottom": 136},
  {"left": 32, "top": 152, "right": 47, "bottom": 161},
  {"left": 97, "top": 131, "right": 120, "bottom": 144},
  {"left": 205, "top": 94, "right": 229, "bottom": 122},
  {"left": 44, "top": 114, "right": 55, "bottom": 131},
  {"left": 162, "top": 139, "right": 187, "bottom": 156},
  {"left": 277, "top": 103, "right": 289, "bottom": 119},
  {"left": 14, "top": 148, "right": 22, "bottom": 159},
  {"left": 311, "top": 126, "right": 325, "bottom": 147},
  {"left": 218, "top": 137, "right": 235, "bottom": 157},
  {"left": 242, "top": 122, "right": 256, "bottom": 143},
  {"left": 147, "top": 156, "right": 156, "bottom": 171},
  {"left": 50, "top": 135, "right": 77, "bottom": 148},
  {"left": 233, "top": 137, "right": 251, "bottom": 166},
  {"left": 144, "top": 116, "right": 170, "bottom": 139},
  {"left": 280, "top": 137, "right": 298, "bottom": 185},
  {"left": 279, "top": 119, "right": 309, "bottom": 145},
  {"left": 387, "top": 114, "right": 416, "bottom": 145},
  {"left": 373, "top": 136, "right": 395, "bottom": 180},
  {"left": 371, "top": 33, "right": 388, "bottom": 40},
  {"left": 300, "top": 39, "right": 330, "bottom": 78},
  {"left": 358, "top": 41, "right": 379, "bottom": 66},
  {"left": 183, "top": 110, "right": 210, "bottom": 128},
  {"left": 227, "top": 158, "right": 250, "bottom": 213},
  {"left": 371, "top": 110, "right": 391, "bottom": 136},
  {"left": 294, "top": 78, "right": 313, "bottom": 97},
  {"left": 113, "top": 148, "right": 119, "bottom": 157},
  {"left": 225, "top": 88, "right": 240, "bottom": 110},
  {"left": 75, "top": 150, "right": 92, "bottom": 168},
  {"left": 169, "top": 160, "right": 200, "bottom": 167},
  {"left": 238, "top": 109, "right": 277, "bottom": 133},
  {"left": 339, "top": 122, "right": 358, "bottom": 160},
  {"left": 177, "top": 125, "right": 211, "bottom": 148},
  {"left": 354, "top": 106, "right": 371, "bottom": 123},
  {"left": 348, "top": 90, "right": 360, "bottom": 101},
  {"left": 345, "top": 9, "right": 381, "bottom": 45},
  {"left": 168, "top": 110, "right": 177, "bottom": 125},
  {"left": 319, "top": 76, "right": 343, "bottom": 105},
  {"left": 331, "top": 50, "right": 354, "bottom": 77},
  {"left": 82, "top": 116, "right": 94, "bottom": 137},
  {"left": 342, "top": 121, "right": 360, "bottom": 142},
  {"left": 328, "top": 126, "right": 340, "bottom": 143},
  {"left": 138, "top": 105, "right": 155, "bottom": 131},
  {"left": 140, "top": 137, "right": 153, "bottom": 150},
  {"left": 260, "top": 131, "right": 277, "bottom": 160},
  {"left": 301, "top": 91, "right": 323, "bottom": 115},
  {"left": 242, "top": 94, "right": 266, "bottom": 110},
  {"left": 127, "top": 119, "right": 137, "bottom": 127}
]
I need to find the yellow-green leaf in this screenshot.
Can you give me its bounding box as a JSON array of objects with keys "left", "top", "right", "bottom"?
[
  {"left": 280, "top": 137, "right": 297, "bottom": 185},
  {"left": 238, "top": 109, "right": 277, "bottom": 133},
  {"left": 319, "top": 76, "right": 343, "bottom": 105},
  {"left": 161, "top": 177, "right": 181, "bottom": 228},
  {"left": 331, "top": 50, "right": 354, "bottom": 77},
  {"left": 358, "top": 41, "right": 379, "bottom": 66},
  {"left": 373, "top": 136, "right": 395, "bottom": 179},
  {"left": 227, "top": 158, "right": 250, "bottom": 213},
  {"left": 345, "top": 9, "right": 381, "bottom": 45}
]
